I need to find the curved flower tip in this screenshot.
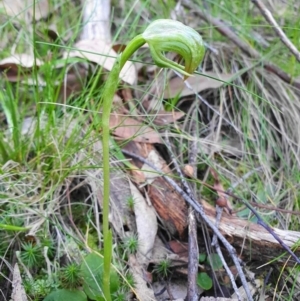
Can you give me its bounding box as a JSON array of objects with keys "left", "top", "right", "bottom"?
[{"left": 142, "top": 19, "right": 205, "bottom": 79}]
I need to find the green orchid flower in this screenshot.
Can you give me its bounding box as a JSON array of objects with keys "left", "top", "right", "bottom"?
[
  {"left": 120, "top": 19, "right": 205, "bottom": 78},
  {"left": 142, "top": 19, "right": 205, "bottom": 78},
  {"left": 99, "top": 19, "right": 205, "bottom": 301}
]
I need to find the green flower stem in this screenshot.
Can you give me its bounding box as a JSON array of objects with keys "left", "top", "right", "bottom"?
[
  {"left": 119, "top": 35, "right": 145, "bottom": 69},
  {"left": 101, "top": 38, "right": 146, "bottom": 301},
  {"left": 101, "top": 59, "right": 121, "bottom": 301},
  {"left": 100, "top": 19, "right": 204, "bottom": 301}
]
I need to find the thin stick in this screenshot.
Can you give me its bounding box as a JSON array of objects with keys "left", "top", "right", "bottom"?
[
  {"left": 122, "top": 149, "right": 253, "bottom": 301},
  {"left": 187, "top": 210, "right": 198, "bottom": 301},
  {"left": 210, "top": 168, "right": 265, "bottom": 299},
  {"left": 211, "top": 193, "right": 242, "bottom": 298},
  {"left": 164, "top": 133, "right": 199, "bottom": 301},
  {"left": 211, "top": 231, "right": 241, "bottom": 300},
  {"left": 251, "top": 0, "right": 300, "bottom": 62}
]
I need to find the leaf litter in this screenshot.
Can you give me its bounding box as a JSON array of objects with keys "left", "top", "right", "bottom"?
[
  {"left": 0, "top": 0, "right": 49, "bottom": 22},
  {"left": 62, "top": 39, "right": 137, "bottom": 85},
  {"left": 163, "top": 72, "right": 235, "bottom": 99}
]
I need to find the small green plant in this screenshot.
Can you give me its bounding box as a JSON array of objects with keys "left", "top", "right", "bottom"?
[
  {"left": 24, "top": 277, "right": 56, "bottom": 301},
  {"left": 59, "top": 263, "right": 83, "bottom": 289},
  {"left": 43, "top": 289, "right": 87, "bottom": 301},
  {"left": 126, "top": 196, "right": 135, "bottom": 211},
  {"left": 197, "top": 253, "right": 223, "bottom": 291},
  {"left": 122, "top": 234, "right": 139, "bottom": 254},
  {"left": 80, "top": 253, "right": 120, "bottom": 301},
  {"left": 41, "top": 238, "right": 56, "bottom": 259},
  {"left": 21, "top": 242, "right": 43, "bottom": 268},
  {"left": 112, "top": 289, "right": 127, "bottom": 301},
  {"left": 164, "top": 93, "right": 182, "bottom": 111},
  {"left": 99, "top": 19, "right": 205, "bottom": 301},
  {"left": 154, "top": 258, "right": 172, "bottom": 278},
  {"left": 28, "top": 278, "right": 55, "bottom": 300},
  {"left": 124, "top": 271, "right": 135, "bottom": 290},
  {"left": 44, "top": 252, "right": 120, "bottom": 301}
]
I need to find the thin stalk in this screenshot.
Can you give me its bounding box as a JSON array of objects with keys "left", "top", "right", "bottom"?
[
  {"left": 101, "top": 59, "right": 121, "bottom": 301},
  {"left": 101, "top": 37, "right": 144, "bottom": 300}
]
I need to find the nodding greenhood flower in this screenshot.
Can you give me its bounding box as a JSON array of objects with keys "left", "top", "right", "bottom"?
[
  {"left": 120, "top": 19, "right": 205, "bottom": 79},
  {"left": 100, "top": 19, "right": 205, "bottom": 301}
]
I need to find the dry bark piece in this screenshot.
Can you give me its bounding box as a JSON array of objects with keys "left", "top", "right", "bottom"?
[
  {"left": 80, "top": 0, "right": 111, "bottom": 42},
  {"left": 148, "top": 177, "right": 188, "bottom": 236},
  {"left": 202, "top": 200, "right": 300, "bottom": 265},
  {"left": 123, "top": 141, "right": 188, "bottom": 236}
]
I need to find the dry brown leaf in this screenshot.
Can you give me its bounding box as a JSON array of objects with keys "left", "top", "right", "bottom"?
[
  {"left": 110, "top": 112, "right": 161, "bottom": 144},
  {"left": 210, "top": 168, "right": 232, "bottom": 213},
  {"left": 140, "top": 100, "right": 185, "bottom": 125},
  {"left": 129, "top": 168, "right": 146, "bottom": 184},
  {"left": 168, "top": 240, "right": 188, "bottom": 257},
  {"left": 0, "top": 0, "right": 49, "bottom": 22},
  {"left": 128, "top": 255, "right": 156, "bottom": 301},
  {"left": 0, "top": 54, "right": 46, "bottom": 85},
  {"left": 62, "top": 39, "right": 137, "bottom": 85},
  {"left": 183, "top": 164, "right": 194, "bottom": 178},
  {"left": 46, "top": 24, "right": 60, "bottom": 41},
  {"left": 1, "top": 71, "right": 46, "bottom": 86},
  {"left": 140, "top": 150, "right": 164, "bottom": 185},
  {"left": 11, "top": 263, "right": 27, "bottom": 301},
  {"left": 152, "top": 111, "right": 185, "bottom": 125},
  {"left": 109, "top": 169, "right": 137, "bottom": 237},
  {"left": 0, "top": 54, "right": 43, "bottom": 71},
  {"left": 129, "top": 181, "right": 157, "bottom": 263},
  {"left": 163, "top": 72, "right": 234, "bottom": 98},
  {"left": 112, "top": 43, "right": 127, "bottom": 53}
]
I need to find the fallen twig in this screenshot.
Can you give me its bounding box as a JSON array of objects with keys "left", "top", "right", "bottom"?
[
  {"left": 251, "top": 0, "right": 300, "bottom": 62},
  {"left": 199, "top": 173, "right": 300, "bottom": 265},
  {"left": 210, "top": 172, "right": 241, "bottom": 299},
  {"left": 165, "top": 133, "right": 199, "bottom": 301}
]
